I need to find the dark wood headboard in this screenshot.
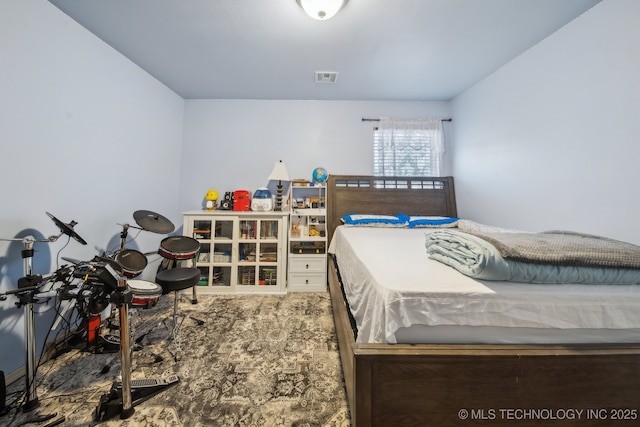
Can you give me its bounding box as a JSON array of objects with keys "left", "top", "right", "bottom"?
[{"left": 326, "top": 175, "right": 456, "bottom": 244}]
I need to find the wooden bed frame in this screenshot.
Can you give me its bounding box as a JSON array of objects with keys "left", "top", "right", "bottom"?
[{"left": 327, "top": 175, "right": 640, "bottom": 427}]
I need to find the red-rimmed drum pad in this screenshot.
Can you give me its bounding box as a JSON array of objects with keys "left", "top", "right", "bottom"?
[
  {"left": 116, "top": 249, "right": 148, "bottom": 278},
  {"left": 158, "top": 236, "right": 200, "bottom": 260},
  {"left": 127, "top": 280, "right": 162, "bottom": 308}
]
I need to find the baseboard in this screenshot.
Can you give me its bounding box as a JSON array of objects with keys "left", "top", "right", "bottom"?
[
  {"left": 5, "top": 329, "right": 79, "bottom": 387},
  {"left": 41, "top": 332, "right": 76, "bottom": 362},
  {"left": 5, "top": 367, "right": 24, "bottom": 387}
]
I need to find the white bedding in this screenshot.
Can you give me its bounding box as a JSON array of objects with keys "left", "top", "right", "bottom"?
[{"left": 328, "top": 226, "right": 640, "bottom": 344}]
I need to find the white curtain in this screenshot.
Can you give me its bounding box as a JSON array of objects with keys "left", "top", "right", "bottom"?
[{"left": 373, "top": 117, "right": 444, "bottom": 177}]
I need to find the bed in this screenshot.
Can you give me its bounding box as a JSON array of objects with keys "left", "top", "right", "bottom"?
[{"left": 326, "top": 175, "right": 640, "bottom": 427}]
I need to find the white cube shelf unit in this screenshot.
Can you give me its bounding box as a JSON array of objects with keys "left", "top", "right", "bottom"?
[{"left": 183, "top": 210, "right": 289, "bottom": 294}]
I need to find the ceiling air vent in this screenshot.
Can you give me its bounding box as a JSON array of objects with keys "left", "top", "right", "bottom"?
[{"left": 315, "top": 71, "right": 339, "bottom": 84}]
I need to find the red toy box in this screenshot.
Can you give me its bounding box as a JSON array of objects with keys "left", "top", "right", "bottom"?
[{"left": 233, "top": 190, "right": 251, "bottom": 211}]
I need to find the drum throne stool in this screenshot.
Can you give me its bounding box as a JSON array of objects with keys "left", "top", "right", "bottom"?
[{"left": 154, "top": 236, "right": 203, "bottom": 360}]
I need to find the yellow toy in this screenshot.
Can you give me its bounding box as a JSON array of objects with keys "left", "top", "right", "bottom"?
[{"left": 205, "top": 189, "right": 219, "bottom": 210}]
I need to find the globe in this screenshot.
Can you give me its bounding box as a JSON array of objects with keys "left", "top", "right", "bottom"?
[{"left": 312, "top": 167, "right": 328, "bottom": 184}]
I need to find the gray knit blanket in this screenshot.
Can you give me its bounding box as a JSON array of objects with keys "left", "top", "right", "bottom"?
[
  {"left": 426, "top": 227, "right": 640, "bottom": 284},
  {"left": 463, "top": 230, "right": 640, "bottom": 270}
]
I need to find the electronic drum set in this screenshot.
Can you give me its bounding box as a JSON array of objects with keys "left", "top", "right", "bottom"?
[{"left": 0, "top": 209, "right": 203, "bottom": 422}]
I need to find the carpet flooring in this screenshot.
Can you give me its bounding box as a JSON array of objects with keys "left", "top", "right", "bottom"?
[{"left": 2, "top": 292, "right": 351, "bottom": 426}]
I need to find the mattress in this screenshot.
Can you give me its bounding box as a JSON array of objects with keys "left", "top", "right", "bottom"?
[{"left": 328, "top": 226, "right": 640, "bottom": 344}]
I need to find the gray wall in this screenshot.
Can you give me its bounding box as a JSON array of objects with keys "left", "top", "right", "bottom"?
[
  {"left": 178, "top": 99, "right": 452, "bottom": 212},
  {"left": 0, "top": 0, "right": 184, "bottom": 376},
  {"left": 451, "top": 0, "right": 640, "bottom": 245}
]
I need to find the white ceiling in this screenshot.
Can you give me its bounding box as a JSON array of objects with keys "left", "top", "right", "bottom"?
[{"left": 48, "top": 0, "right": 602, "bottom": 101}]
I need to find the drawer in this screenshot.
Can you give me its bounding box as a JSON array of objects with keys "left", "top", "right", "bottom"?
[
  {"left": 289, "top": 257, "right": 326, "bottom": 272},
  {"left": 288, "top": 272, "right": 326, "bottom": 288}
]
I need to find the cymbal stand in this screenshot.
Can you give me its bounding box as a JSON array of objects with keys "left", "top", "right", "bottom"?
[
  {"left": 0, "top": 236, "right": 53, "bottom": 412},
  {"left": 1, "top": 214, "right": 84, "bottom": 419},
  {"left": 19, "top": 237, "right": 39, "bottom": 411},
  {"left": 112, "top": 222, "right": 142, "bottom": 256},
  {"left": 1, "top": 213, "right": 85, "bottom": 416},
  {"left": 0, "top": 236, "right": 55, "bottom": 414},
  {"left": 20, "top": 239, "right": 39, "bottom": 411},
  {"left": 119, "top": 223, "right": 130, "bottom": 253}
]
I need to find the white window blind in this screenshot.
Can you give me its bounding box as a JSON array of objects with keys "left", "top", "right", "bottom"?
[{"left": 373, "top": 118, "right": 444, "bottom": 177}]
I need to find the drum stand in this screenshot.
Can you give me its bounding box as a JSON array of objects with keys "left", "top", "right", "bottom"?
[
  {"left": 94, "top": 268, "right": 179, "bottom": 422},
  {"left": 0, "top": 236, "right": 56, "bottom": 414},
  {"left": 0, "top": 213, "right": 86, "bottom": 416},
  {"left": 0, "top": 243, "right": 69, "bottom": 427},
  {"left": 18, "top": 237, "right": 40, "bottom": 412}
]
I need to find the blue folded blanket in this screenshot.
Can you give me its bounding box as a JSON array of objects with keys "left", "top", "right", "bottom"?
[{"left": 425, "top": 229, "right": 640, "bottom": 284}]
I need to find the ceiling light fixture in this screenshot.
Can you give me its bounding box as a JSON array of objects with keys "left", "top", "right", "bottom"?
[{"left": 296, "top": 0, "right": 347, "bottom": 20}]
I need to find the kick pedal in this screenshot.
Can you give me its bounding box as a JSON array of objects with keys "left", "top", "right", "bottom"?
[
  {"left": 130, "top": 375, "right": 179, "bottom": 390},
  {"left": 94, "top": 375, "right": 179, "bottom": 421}
]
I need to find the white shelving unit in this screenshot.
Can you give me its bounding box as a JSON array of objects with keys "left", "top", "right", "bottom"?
[
  {"left": 288, "top": 183, "right": 327, "bottom": 292},
  {"left": 183, "top": 210, "right": 288, "bottom": 294}
]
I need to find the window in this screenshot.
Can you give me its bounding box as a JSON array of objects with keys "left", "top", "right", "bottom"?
[{"left": 373, "top": 118, "right": 444, "bottom": 177}]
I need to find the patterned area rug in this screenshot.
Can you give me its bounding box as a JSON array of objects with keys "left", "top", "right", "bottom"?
[{"left": 3, "top": 293, "right": 351, "bottom": 426}]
